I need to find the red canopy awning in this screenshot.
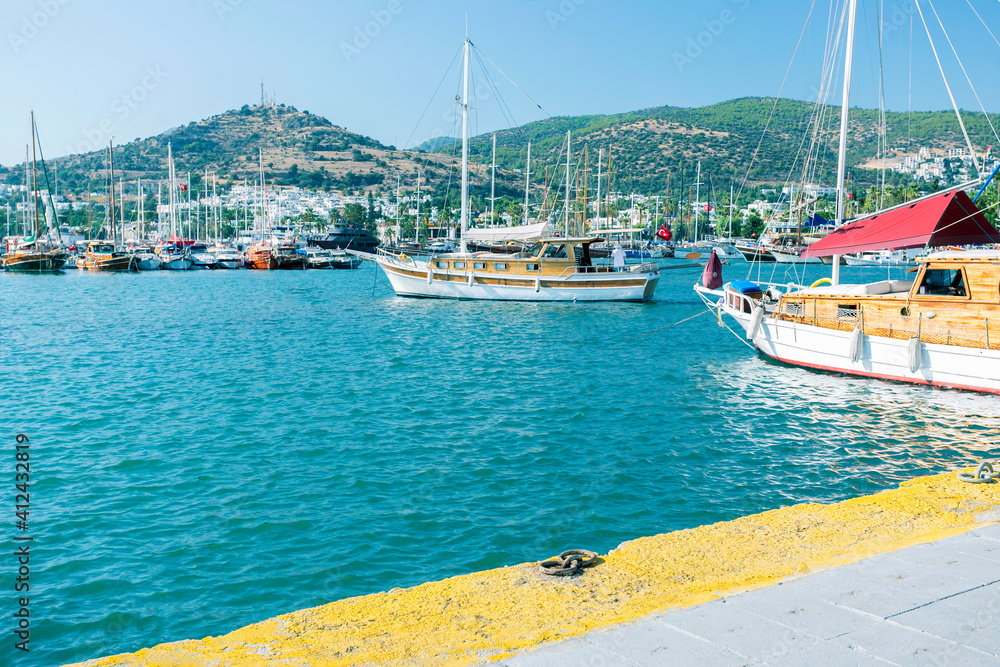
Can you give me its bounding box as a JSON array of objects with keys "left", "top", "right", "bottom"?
[{"left": 802, "top": 189, "right": 1000, "bottom": 257}]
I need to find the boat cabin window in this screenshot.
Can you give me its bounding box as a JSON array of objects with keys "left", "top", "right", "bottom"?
[
  {"left": 526, "top": 263, "right": 539, "bottom": 272},
  {"left": 495, "top": 263, "right": 508, "bottom": 271},
  {"left": 473, "top": 262, "right": 486, "bottom": 270},
  {"left": 526, "top": 242, "right": 544, "bottom": 258},
  {"left": 453, "top": 261, "right": 466, "bottom": 269},
  {"left": 918, "top": 267, "right": 966, "bottom": 297},
  {"left": 93, "top": 244, "right": 113, "bottom": 253},
  {"left": 436, "top": 261, "right": 448, "bottom": 269},
  {"left": 541, "top": 244, "right": 568, "bottom": 258}
]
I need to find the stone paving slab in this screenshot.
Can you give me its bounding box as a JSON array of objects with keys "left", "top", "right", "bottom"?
[{"left": 503, "top": 526, "right": 1000, "bottom": 666}]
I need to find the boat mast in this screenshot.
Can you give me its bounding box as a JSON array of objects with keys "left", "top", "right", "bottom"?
[
  {"left": 168, "top": 143, "right": 176, "bottom": 241},
  {"left": 729, "top": 183, "right": 734, "bottom": 239},
  {"left": 694, "top": 161, "right": 701, "bottom": 244},
  {"left": 109, "top": 141, "right": 116, "bottom": 247},
  {"left": 565, "top": 130, "right": 571, "bottom": 237},
  {"left": 119, "top": 177, "right": 125, "bottom": 244},
  {"left": 415, "top": 170, "right": 421, "bottom": 243},
  {"left": 595, "top": 148, "right": 602, "bottom": 232},
  {"left": 30, "top": 113, "right": 39, "bottom": 240},
  {"left": 490, "top": 134, "right": 496, "bottom": 225},
  {"left": 459, "top": 37, "right": 470, "bottom": 253},
  {"left": 832, "top": 0, "right": 858, "bottom": 285},
  {"left": 523, "top": 141, "right": 531, "bottom": 226}
]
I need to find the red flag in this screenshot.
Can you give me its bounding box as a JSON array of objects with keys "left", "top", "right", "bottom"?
[
  {"left": 179, "top": 184, "right": 188, "bottom": 192},
  {"left": 656, "top": 225, "right": 672, "bottom": 241},
  {"left": 846, "top": 192, "right": 853, "bottom": 199},
  {"left": 704, "top": 204, "right": 712, "bottom": 212}
]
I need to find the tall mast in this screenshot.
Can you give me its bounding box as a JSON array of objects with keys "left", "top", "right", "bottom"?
[
  {"left": 523, "top": 141, "right": 531, "bottom": 226},
  {"left": 832, "top": 0, "right": 858, "bottom": 285},
  {"left": 694, "top": 161, "right": 701, "bottom": 244},
  {"left": 729, "top": 183, "right": 734, "bottom": 239},
  {"left": 395, "top": 173, "right": 401, "bottom": 244},
  {"left": 138, "top": 178, "right": 143, "bottom": 239},
  {"left": 595, "top": 148, "right": 602, "bottom": 231},
  {"left": 168, "top": 142, "right": 176, "bottom": 240},
  {"left": 109, "top": 141, "right": 116, "bottom": 246},
  {"left": 576, "top": 144, "right": 590, "bottom": 236},
  {"left": 490, "top": 134, "right": 496, "bottom": 225},
  {"left": 30, "top": 112, "right": 40, "bottom": 239},
  {"left": 415, "top": 170, "right": 421, "bottom": 243},
  {"left": 459, "top": 37, "right": 471, "bottom": 253},
  {"left": 564, "top": 130, "right": 571, "bottom": 236},
  {"left": 119, "top": 177, "right": 125, "bottom": 243}
]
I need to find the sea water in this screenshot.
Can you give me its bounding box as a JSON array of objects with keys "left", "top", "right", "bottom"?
[{"left": 2, "top": 260, "right": 997, "bottom": 665}]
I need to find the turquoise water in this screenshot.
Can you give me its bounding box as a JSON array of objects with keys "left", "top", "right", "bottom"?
[{"left": 3, "top": 260, "right": 999, "bottom": 666}]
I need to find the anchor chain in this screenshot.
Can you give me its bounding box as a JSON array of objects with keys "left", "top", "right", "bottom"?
[
  {"left": 958, "top": 462, "right": 1000, "bottom": 484},
  {"left": 538, "top": 549, "right": 599, "bottom": 576}
]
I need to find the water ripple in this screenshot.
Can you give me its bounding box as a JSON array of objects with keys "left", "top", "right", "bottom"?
[{"left": 2, "top": 264, "right": 997, "bottom": 665}]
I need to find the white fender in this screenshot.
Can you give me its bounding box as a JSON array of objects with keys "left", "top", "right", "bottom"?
[
  {"left": 746, "top": 307, "right": 764, "bottom": 341},
  {"left": 468, "top": 272, "right": 474, "bottom": 286},
  {"left": 849, "top": 327, "right": 863, "bottom": 363},
  {"left": 535, "top": 276, "right": 541, "bottom": 292},
  {"left": 908, "top": 336, "right": 922, "bottom": 373}
]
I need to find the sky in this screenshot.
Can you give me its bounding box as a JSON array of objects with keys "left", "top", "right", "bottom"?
[{"left": 3, "top": 0, "right": 1000, "bottom": 167}]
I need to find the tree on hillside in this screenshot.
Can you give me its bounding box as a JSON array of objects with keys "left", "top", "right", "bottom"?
[{"left": 344, "top": 202, "right": 366, "bottom": 228}]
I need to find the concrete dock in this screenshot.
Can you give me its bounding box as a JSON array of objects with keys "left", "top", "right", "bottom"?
[
  {"left": 70, "top": 467, "right": 1000, "bottom": 666},
  {"left": 505, "top": 526, "right": 1000, "bottom": 665}
]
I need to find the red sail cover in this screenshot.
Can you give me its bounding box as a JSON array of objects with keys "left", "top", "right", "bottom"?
[
  {"left": 801, "top": 190, "right": 1000, "bottom": 257},
  {"left": 702, "top": 250, "right": 723, "bottom": 289}
]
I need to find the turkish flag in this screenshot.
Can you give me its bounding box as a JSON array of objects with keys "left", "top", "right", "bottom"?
[
  {"left": 846, "top": 192, "right": 853, "bottom": 199},
  {"left": 704, "top": 204, "right": 712, "bottom": 212},
  {"left": 656, "top": 225, "right": 672, "bottom": 241},
  {"left": 179, "top": 184, "right": 188, "bottom": 192}
]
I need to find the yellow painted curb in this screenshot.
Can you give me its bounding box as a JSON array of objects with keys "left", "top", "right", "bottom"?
[{"left": 69, "top": 469, "right": 1000, "bottom": 666}]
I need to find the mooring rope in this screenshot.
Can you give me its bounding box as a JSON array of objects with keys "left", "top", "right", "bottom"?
[{"left": 622, "top": 309, "right": 711, "bottom": 343}]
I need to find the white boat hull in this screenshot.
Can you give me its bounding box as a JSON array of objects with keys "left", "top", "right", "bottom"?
[
  {"left": 770, "top": 249, "right": 822, "bottom": 264},
  {"left": 136, "top": 255, "right": 161, "bottom": 271},
  {"left": 712, "top": 287, "right": 1000, "bottom": 394},
  {"left": 375, "top": 258, "right": 658, "bottom": 302},
  {"left": 161, "top": 256, "right": 192, "bottom": 271}
]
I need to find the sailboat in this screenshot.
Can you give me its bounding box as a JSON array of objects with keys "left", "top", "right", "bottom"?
[
  {"left": 357, "top": 37, "right": 661, "bottom": 302},
  {"left": 696, "top": 0, "right": 1000, "bottom": 394},
  {"left": 159, "top": 144, "right": 193, "bottom": 271},
  {"left": 81, "top": 142, "right": 138, "bottom": 272},
  {"left": 1, "top": 113, "right": 67, "bottom": 273}
]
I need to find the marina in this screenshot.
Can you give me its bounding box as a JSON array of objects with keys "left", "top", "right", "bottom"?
[
  {"left": 4, "top": 262, "right": 998, "bottom": 665},
  {"left": 8, "top": 1, "right": 1000, "bottom": 665}
]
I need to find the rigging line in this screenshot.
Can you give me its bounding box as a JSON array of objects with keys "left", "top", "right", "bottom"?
[
  {"left": 471, "top": 48, "right": 520, "bottom": 134},
  {"left": 928, "top": 0, "right": 1000, "bottom": 146},
  {"left": 621, "top": 309, "right": 711, "bottom": 343},
  {"left": 966, "top": 0, "right": 1000, "bottom": 50},
  {"left": 733, "top": 0, "right": 819, "bottom": 215},
  {"left": 403, "top": 44, "right": 463, "bottom": 152},
  {"left": 913, "top": 0, "right": 982, "bottom": 175},
  {"left": 473, "top": 45, "right": 550, "bottom": 118},
  {"left": 929, "top": 197, "right": 1000, "bottom": 237}
]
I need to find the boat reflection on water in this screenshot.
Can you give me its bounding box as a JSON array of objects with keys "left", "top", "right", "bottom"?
[{"left": 714, "top": 351, "right": 1000, "bottom": 501}]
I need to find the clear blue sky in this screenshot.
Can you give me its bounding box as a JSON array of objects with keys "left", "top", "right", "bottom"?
[{"left": 3, "top": 0, "right": 1000, "bottom": 166}]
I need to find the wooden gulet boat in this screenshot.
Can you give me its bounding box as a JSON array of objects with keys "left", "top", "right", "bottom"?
[
  {"left": 2, "top": 112, "right": 67, "bottom": 274},
  {"left": 696, "top": 0, "right": 1000, "bottom": 395},
  {"left": 358, "top": 36, "right": 660, "bottom": 302},
  {"left": 80, "top": 142, "right": 138, "bottom": 272},
  {"left": 361, "top": 237, "right": 659, "bottom": 301}
]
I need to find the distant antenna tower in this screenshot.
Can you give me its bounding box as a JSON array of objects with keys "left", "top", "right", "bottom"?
[{"left": 260, "top": 79, "right": 265, "bottom": 106}]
